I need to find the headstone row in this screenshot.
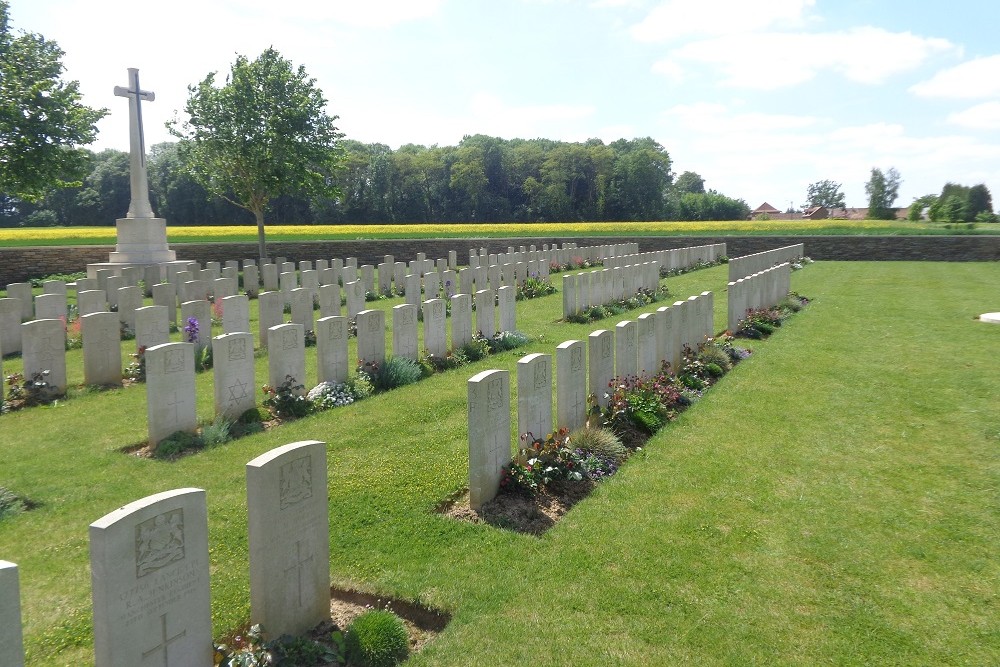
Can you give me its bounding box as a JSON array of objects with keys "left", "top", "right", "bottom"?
[
  {"left": 561, "top": 261, "right": 660, "bottom": 319},
  {"left": 602, "top": 243, "right": 726, "bottom": 273},
  {"left": 728, "top": 243, "right": 804, "bottom": 282},
  {"left": 726, "top": 262, "right": 792, "bottom": 331},
  {"left": 468, "top": 291, "right": 715, "bottom": 509}
]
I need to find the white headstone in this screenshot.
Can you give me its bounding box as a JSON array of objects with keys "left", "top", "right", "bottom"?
[
  {"left": 258, "top": 291, "right": 284, "bottom": 349},
  {"left": 392, "top": 304, "right": 418, "bottom": 361},
  {"left": 268, "top": 323, "right": 306, "bottom": 394},
  {"left": 33, "top": 292, "right": 67, "bottom": 320},
  {"left": 451, "top": 293, "right": 473, "bottom": 350},
  {"left": 212, "top": 332, "right": 256, "bottom": 421},
  {"left": 6, "top": 283, "right": 33, "bottom": 320},
  {"left": 243, "top": 264, "right": 260, "bottom": 297},
  {"left": 475, "top": 289, "right": 495, "bottom": 338},
  {"left": 179, "top": 300, "right": 212, "bottom": 355},
  {"left": 77, "top": 289, "right": 108, "bottom": 317},
  {"left": 289, "top": 288, "right": 314, "bottom": 333},
  {"left": 89, "top": 488, "right": 212, "bottom": 666},
  {"left": 316, "top": 316, "right": 349, "bottom": 384},
  {"left": 517, "top": 353, "right": 552, "bottom": 444},
  {"left": 117, "top": 285, "right": 143, "bottom": 331},
  {"left": 145, "top": 342, "right": 197, "bottom": 446},
  {"left": 497, "top": 285, "right": 516, "bottom": 332},
  {"left": 355, "top": 309, "right": 386, "bottom": 366},
  {"left": 345, "top": 280, "right": 365, "bottom": 319},
  {"left": 247, "top": 440, "right": 330, "bottom": 639},
  {"left": 556, "top": 340, "right": 588, "bottom": 431},
  {"left": 468, "top": 369, "right": 511, "bottom": 510},
  {"left": 423, "top": 298, "right": 447, "bottom": 357},
  {"left": 317, "top": 283, "right": 341, "bottom": 319},
  {"left": 21, "top": 319, "right": 67, "bottom": 394},
  {"left": 221, "top": 294, "right": 251, "bottom": 335},
  {"left": 0, "top": 298, "right": 23, "bottom": 355},
  {"left": 0, "top": 561, "right": 24, "bottom": 667},
  {"left": 82, "top": 311, "right": 122, "bottom": 386},
  {"left": 135, "top": 305, "right": 171, "bottom": 350},
  {"left": 588, "top": 329, "right": 614, "bottom": 408},
  {"left": 637, "top": 312, "right": 657, "bottom": 376},
  {"left": 152, "top": 283, "right": 177, "bottom": 325}
]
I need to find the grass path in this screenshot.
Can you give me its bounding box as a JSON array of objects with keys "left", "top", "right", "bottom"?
[{"left": 1, "top": 262, "right": 998, "bottom": 665}]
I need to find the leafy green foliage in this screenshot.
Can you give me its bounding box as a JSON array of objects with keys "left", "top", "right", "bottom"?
[
  {"left": 261, "top": 375, "right": 312, "bottom": 420},
  {"left": 217, "top": 623, "right": 343, "bottom": 667},
  {"left": 0, "top": 2, "right": 107, "bottom": 200},
  {"left": 169, "top": 47, "right": 345, "bottom": 258},
  {"left": 367, "top": 356, "right": 424, "bottom": 391},
  {"left": 804, "top": 179, "right": 846, "bottom": 210},
  {"left": 865, "top": 167, "right": 902, "bottom": 220},
  {"left": 344, "top": 610, "right": 409, "bottom": 667},
  {"left": 153, "top": 430, "right": 202, "bottom": 459}
]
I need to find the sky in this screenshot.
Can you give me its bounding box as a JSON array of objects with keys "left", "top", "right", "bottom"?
[{"left": 11, "top": 0, "right": 1000, "bottom": 211}]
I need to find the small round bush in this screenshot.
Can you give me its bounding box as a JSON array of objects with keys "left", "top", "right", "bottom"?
[
  {"left": 345, "top": 610, "right": 409, "bottom": 667},
  {"left": 348, "top": 372, "right": 374, "bottom": 399},
  {"left": 569, "top": 427, "right": 627, "bottom": 464},
  {"left": 698, "top": 344, "right": 732, "bottom": 372},
  {"left": 376, "top": 356, "right": 424, "bottom": 391}
]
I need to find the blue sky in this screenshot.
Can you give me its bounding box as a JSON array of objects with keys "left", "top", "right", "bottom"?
[{"left": 13, "top": 0, "right": 1000, "bottom": 211}]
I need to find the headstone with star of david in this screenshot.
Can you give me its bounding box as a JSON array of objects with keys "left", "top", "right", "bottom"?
[{"left": 212, "top": 332, "right": 255, "bottom": 421}]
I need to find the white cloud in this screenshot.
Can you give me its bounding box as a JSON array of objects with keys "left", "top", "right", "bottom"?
[
  {"left": 657, "top": 27, "right": 955, "bottom": 89},
  {"left": 631, "top": 0, "right": 814, "bottom": 42},
  {"left": 948, "top": 102, "right": 1000, "bottom": 130},
  {"left": 651, "top": 59, "right": 684, "bottom": 82},
  {"left": 215, "top": 0, "right": 443, "bottom": 27},
  {"left": 910, "top": 55, "right": 1000, "bottom": 99}
]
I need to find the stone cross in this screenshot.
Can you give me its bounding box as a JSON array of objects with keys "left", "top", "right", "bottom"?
[{"left": 114, "top": 67, "right": 156, "bottom": 219}]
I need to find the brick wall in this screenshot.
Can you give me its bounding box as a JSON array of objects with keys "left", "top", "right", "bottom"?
[{"left": 2, "top": 235, "right": 998, "bottom": 285}]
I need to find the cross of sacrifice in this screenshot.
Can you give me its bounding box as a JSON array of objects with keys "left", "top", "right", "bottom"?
[{"left": 114, "top": 68, "right": 157, "bottom": 219}]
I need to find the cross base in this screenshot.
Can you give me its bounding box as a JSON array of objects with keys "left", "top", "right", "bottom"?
[{"left": 109, "top": 217, "right": 176, "bottom": 263}]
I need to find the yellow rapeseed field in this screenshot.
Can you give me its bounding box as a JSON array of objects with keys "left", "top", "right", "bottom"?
[{"left": 0, "top": 219, "right": 914, "bottom": 245}]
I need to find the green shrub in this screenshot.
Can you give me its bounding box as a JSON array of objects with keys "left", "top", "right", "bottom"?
[
  {"left": 459, "top": 335, "right": 491, "bottom": 362},
  {"left": 0, "top": 486, "right": 26, "bottom": 521},
  {"left": 154, "top": 430, "right": 202, "bottom": 458},
  {"left": 345, "top": 609, "right": 409, "bottom": 667},
  {"left": 374, "top": 356, "right": 424, "bottom": 391},
  {"left": 200, "top": 417, "right": 232, "bottom": 447},
  {"left": 347, "top": 372, "right": 374, "bottom": 400},
  {"left": 569, "top": 427, "right": 627, "bottom": 464}
]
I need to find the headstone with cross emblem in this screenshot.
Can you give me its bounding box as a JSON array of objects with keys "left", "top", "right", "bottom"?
[
  {"left": 135, "top": 305, "right": 171, "bottom": 350},
  {"left": 316, "top": 316, "right": 349, "bottom": 384},
  {"left": 391, "top": 304, "right": 418, "bottom": 362},
  {"left": 145, "top": 342, "right": 197, "bottom": 447},
  {"left": 89, "top": 488, "right": 212, "bottom": 666},
  {"left": 588, "top": 329, "right": 614, "bottom": 409},
  {"left": 517, "top": 353, "right": 552, "bottom": 449},
  {"left": 355, "top": 309, "right": 385, "bottom": 366},
  {"left": 468, "top": 369, "right": 511, "bottom": 510},
  {"left": 246, "top": 440, "right": 330, "bottom": 639},
  {"left": 267, "top": 323, "right": 306, "bottom": 396}
]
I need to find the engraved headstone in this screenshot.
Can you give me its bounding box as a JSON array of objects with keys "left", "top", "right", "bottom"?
[
  {"left": 517, "top": 353, "right": 552, "bottom": 444},
  {"left": 588, "top": 329, "right": 614, "bottom": 408},
  {"left": 117, "top": 285, "right": 143, "bottom": 331},
  {"left": 316, "top": 316, "right": 349, "bottom": 384},
  {"left": 637, "top": 312, "right": 657, "bottom": 376},
  {"left": 267, "top": 323, "right": 306, "bottom": 394},
  {"left": 497, "top": 285, "right": 516, "bottom": 332},
  {"left": 105, "top": 276, "right": 124, "bottom": 308},
  {"left": 135, "top": 305, "right": 171, "bottom": 350},
  {"left": 262, "top": 263, "right": 279, "bottom": 291},
  {"left": 556, "top": 340, "right": 587, "bottom": 431},
  {"left": 33, "top": 292, "right": 66, "bottom": 320},
  {"left": 247, "top": 440, "right": 330, "bottom": 639},
  {"left": 180, "top": 300, "right": 212, "bottom": 355},
  {"left": 468, "top": 369, "right": 511, "bottom": 510},
  {"left": 615, "top": 320, "right": 638, "bottom": 379},
  {"left": 355, "top": 309, "right": 386, "bottom": 366},
  {"left": 423, "top": 298, "right": 447, "bottom": 357},
  {"left": 213, "top": 332, "right": 256, "bottom": 420},
  {"left": 82, "top": 311, "right": 122, "bottom": 386},
  {"left": 345, "top": 280, "right": 365, "bottom": 319},
  {"left": 20, "top": 318, "right": 66, "bottom": 394},
  {"left": 89, "top": 488, "right": 212, "bottom": 666},
  {"left": 289, "top": 288, "right": 315, "bottom": 333},
  {"left": 243, "top": 264, "right": 260, "bottom": 298},
  {"left": 78, "top": 289, "right": 108, "bottom": 317},
  {"left": 391, "top": 304, "right": 418, "bottom": 361},
  {"left": 145, "top": 342, "right": 197, "bottom": 445},
  {"left": 451, "top": 293, "right": 473, "bottom": 350},
  {"left": 219, "top": 294, "right": 249, "bottom": 335}
]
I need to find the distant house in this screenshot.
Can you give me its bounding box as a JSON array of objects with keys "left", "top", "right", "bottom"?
[
  {"left": 751, "top": 202, "right": 781, "bottom": 219},
  {"left": 802, "top": 206, "right": 828, "bottom": 220}
]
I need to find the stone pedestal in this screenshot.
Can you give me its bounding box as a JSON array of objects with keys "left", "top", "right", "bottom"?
[{"left": 87, "top": 218, "right": 187, "bottom": 278}]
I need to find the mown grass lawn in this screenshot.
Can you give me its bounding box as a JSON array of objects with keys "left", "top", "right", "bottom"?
[
  {"left": 1, "top": 261, "right": 998, "bottom": 666},
  {"left": 0, "top": 219, "right": 995, "bottom": 247}
]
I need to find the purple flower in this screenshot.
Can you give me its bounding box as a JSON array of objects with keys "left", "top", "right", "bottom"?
[{"left": 184, "top": 317, "right": 200, "bottom": 343}]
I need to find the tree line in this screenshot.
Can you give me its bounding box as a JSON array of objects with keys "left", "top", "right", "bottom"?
[{"left": 0, "top": 135, "right": 751, "bottom": 228}]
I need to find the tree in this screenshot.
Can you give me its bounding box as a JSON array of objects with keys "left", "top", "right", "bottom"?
[
  {"left": 865, "top": 167, "right": 901, "bottom": 220},
  {"left": 169, "top": 47, "right": 344, "bottom": 260},
  {"left": 0, "top": 1, "right": 106, "bottom": 200},
  {"left": 803, "top": 179, "right": 845, "bottom": 210},
  {"left": 674, "top": 170, "right": 705, "bottom": 194}
]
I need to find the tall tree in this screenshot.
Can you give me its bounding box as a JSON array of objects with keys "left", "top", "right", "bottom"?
[
  {"left": 168, "top": 47, "right": 344, "bottom": 259},
  {"left": 0, "top": 1, "right": 107, "bottom": 200},
  {"left": 674, "top": 170, "right": 705, "bottom": 194},
  {"left": 865, "top": 167, "right": 901, "bottom": 220},
  {"left": 803, "top": 179, "right": 846, "bottom": 209}
]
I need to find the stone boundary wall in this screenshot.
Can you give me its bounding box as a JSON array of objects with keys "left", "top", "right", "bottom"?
[{"left": 2, "top": 235, "right": 999, "bottom": 285}]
